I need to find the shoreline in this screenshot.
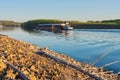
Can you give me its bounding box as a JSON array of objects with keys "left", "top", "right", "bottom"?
[{"left": 0, "top": 34, "right": 119, "bottom": 80}]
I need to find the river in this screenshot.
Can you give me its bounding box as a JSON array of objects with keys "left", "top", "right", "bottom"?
[{"left": 0, "top": 27, "right": 120, "bottom": 73}]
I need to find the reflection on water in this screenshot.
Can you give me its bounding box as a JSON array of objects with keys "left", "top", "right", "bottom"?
[
  {"left": 0, "top": 27, "right": 120, "bottom": 73},
  {"left": 0, "top": 27, "right": 16, "bottom": 32},
  {"left": 34, "top": 29, "right": 73, "bottom": 37}
]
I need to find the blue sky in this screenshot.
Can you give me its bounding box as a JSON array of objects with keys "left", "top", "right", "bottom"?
[{"left": 0, "top": 0, "right": 120, "bottom": 22}]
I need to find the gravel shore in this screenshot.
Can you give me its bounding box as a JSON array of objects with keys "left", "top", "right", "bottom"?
[{"left": 0, "top": 35, "right": 119, "bottom": 80}]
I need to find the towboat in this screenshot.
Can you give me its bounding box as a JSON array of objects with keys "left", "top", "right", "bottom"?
[{"left": 63, "top": 25, "right": 73, "bottom": 30}]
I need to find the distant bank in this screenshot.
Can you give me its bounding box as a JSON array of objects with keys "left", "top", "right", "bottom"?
[
  {"left": 1, "top": 19, "right": 120, "bottom": 29},
  {"left": 21, "top": 19, "right": 120, "bottom": 30},
  {"left": 0, "top": 20, "right": 20, "bottom": 27}
]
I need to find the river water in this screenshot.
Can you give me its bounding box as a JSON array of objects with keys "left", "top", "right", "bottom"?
[{"left": 0, "top": 27, "right": 120, "bottom": 73}]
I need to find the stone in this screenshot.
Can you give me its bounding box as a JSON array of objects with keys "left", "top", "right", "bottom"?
[
  {"left": 30, "top": 65, "right": 36, "bottom": 71},
  {"left": 6, "top": 69, "right": 16, "bottom": 79},
  {"left": 29, "top": 74, "right": 37, "bottom": 80},
  {"left": 0, "top": 61, "right": 7, "bottom": 72},
  {"left": 23, "top": 70, "right": 29, "bottom": 75}
]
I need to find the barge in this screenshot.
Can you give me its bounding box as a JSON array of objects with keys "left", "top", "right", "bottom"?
[{"left": 36, "top": 23, "right": 73, "bottom": 30}]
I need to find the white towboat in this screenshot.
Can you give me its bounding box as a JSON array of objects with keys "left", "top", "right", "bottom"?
[
  {"left": 62, "top": 23, "right": 73, "bottom": 30},
  {"left": 63, "top": 25, "right": 73, "bottom": 30}
]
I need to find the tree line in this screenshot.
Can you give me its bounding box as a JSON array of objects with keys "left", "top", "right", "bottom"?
[
  {"left": 0, "top": 20, "right": 21, "bottom": 27},
  {"left": 21, "top": 19, "right": 64, "bottom": 30}
]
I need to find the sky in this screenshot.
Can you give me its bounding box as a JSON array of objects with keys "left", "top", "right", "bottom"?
[{"left": 0, "top": 0, "right": 120, "bottom": 22}]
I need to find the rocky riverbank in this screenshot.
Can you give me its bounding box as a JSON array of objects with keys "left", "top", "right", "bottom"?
[{"left": 0, "top": 35, "right": 119, "bottom": 80}]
